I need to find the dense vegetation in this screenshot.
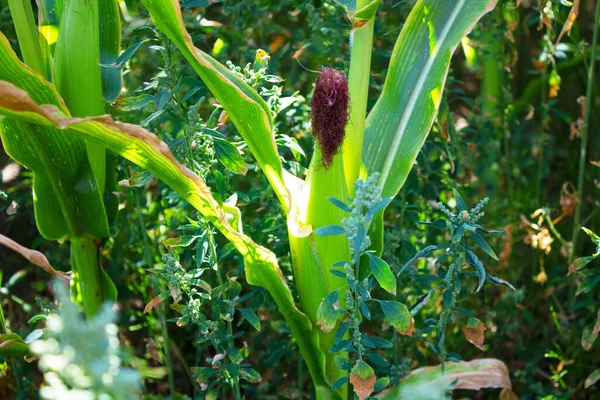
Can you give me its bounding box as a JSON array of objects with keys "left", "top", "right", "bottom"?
[{"left": 0, "top": 0, "right": 599, "bottom": 399}]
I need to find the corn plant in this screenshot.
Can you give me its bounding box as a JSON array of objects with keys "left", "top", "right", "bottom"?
[
  {"left": 0, "top": 0, "right": 513, "bottom": 398},
  {"left": 2, "top": 0, "right": 122, "bottom": 318}
]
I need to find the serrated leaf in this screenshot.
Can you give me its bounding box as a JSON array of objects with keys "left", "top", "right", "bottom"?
[{"left": 367, "top": 253, "right": 396, "bottom": 294}]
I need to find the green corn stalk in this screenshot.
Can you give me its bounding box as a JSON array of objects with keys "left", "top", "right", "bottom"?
[
  {"left": 4, "top": 0, "right": 121, "bottom": 318},
  {"left": 0, "top": 0, "right": 501, "bottom": 396}
]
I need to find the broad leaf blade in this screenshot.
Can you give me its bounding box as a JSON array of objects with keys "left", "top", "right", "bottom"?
[
  {"left": 0, "top": 35, "right": 108, "bottom": 240},
  {"left": 140, "top": 0, "right": 289, "bottom": 212},
  {"left": 0, "top": 80, "right": 331, "bottom": 394},
  {"left": 378, "top": 358, "right": 513, "bottom": 399},
  {"left": 363, "top": 0, "right": 498, "bottom": 199}
]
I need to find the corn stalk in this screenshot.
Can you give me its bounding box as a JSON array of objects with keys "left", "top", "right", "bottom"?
[{"left": 0, "top": 0, "right": 504, "bottom": 396}]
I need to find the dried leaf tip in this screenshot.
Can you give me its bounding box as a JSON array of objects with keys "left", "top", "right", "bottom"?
[{"left": 310, "top": 67, "right": 349, "bottom": 168}]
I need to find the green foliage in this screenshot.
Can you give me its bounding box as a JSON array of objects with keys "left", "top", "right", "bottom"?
[{"left": 1, "top": 0, "right": 599, "bottom": 398}]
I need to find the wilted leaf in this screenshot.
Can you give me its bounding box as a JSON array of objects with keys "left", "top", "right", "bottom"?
[
  {"left": 555, "top": 0, "right": 579, "bottom": 46},
  {"left": 0, "top": 234, "right": 70, "bottom": 282},
  {"left": 462, "top": 317, "right": 486, "bottom": 351},
  {"left": 114, "top": 94, "right": 154, "bottom": 111},
  {"left": 560, "top": 182, "right": 578, "bottom": 217},
  {"left": 350, "top": 360, "right": 376, "bottom": 400},
  {"left": 163, "top": 235, "right": 198, "bottom": 248},
  {"left": 118, "top": 171, "right": 154, "bottom": 187},
  {"left": 585, "top": 368, "right": 600, "bottom": 389},
  {"left": 316, "top": 290, "right": 340, "bottom": 332},
  {"left": 402, "top": 358, "right": 511, "bottom": 391},
  {"left": 582, "top": 323, "right": 598, "bottom": 351},
  {"left": 569, "top": 256, "right": 596, "bottom": 275},
  {"left": 143, "top": 290, "right": 171, "bottom": 314}
]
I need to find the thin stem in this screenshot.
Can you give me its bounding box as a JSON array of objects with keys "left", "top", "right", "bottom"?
[
  {"left": 570, "top": 0, "right": 600, "bottom": 264},
  {"left": 208, "top": 224, "right": 242, "bottom": 400},
  {"left": 134, "top": 192, "right": 176, "bottom": 399}
]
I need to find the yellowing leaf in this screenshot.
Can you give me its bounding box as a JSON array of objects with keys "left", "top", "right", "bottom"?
[{"left": 350, "top": 360, "right": 376, "bottom": 400}]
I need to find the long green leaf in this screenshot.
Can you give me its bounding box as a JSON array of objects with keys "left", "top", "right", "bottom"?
[
  {"left": 54, "top": 0, "right": 107, "bottom": 192},
  {"left": 7, "top": 0, "right": 47, "bottom": 77},
  {"left": 139, "top": 0, "right": 290, "bottom": 212},
  {"left": 0, "top": 80, "right": 333, "bottom": 395},
  {"left": 0, "top": 35, "right": 108, "bottom": 240},
  {"left": 99, "top": 0, "right": 122, "bottom": 102},
  {"left": 363, "top": 0, "right": 498, "bottom": 198}
]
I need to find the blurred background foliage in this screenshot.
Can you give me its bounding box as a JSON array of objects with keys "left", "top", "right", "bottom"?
[{"left": 1, "top": 0, "right": 599, "bottom": 398}]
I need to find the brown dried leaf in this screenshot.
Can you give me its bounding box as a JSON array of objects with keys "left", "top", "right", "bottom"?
[
  {"left": 350, "top": 371, "right": 376, "bottom": 400},
  {"left": 539, "top": 7, "right": 553, "bottom": 30},
  {"left": 0, "top": 234, "right": 70, "bottom": 282},
  {"left": 560, "top": 182, "right": 579, "bottom": 216},
  {"left": 143, "top": 291, "right": 170, "bottom": 314},
  {"left": 462, "top": 317, "right": 486, "bottom": 351},
  {"left": 500, "top": 388, "right": 519, "bottom": 400},
  {"left": 555, "top": 0, "right": 579, "bottom": 45},
  {"left": 403, "top": 358, "right": 512, "bottom": 390},
  {"left": 591, "top": 160, "right": 600, "bottom": 168}
]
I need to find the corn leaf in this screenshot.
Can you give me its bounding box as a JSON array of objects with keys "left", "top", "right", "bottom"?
[
  {"left": 378, "top": 358, "right": 513, "bottom": 399},
  {"left": 99, "top": 0, "right": 122, "bottom": 102},
  {"left": 0, "top": 78, "right": 333, "bottom": 395},
  {"left": 139, "top": 0, "right": 290, "bottom": 212},
  {"left": 363, "top": 0, "right": 498, "bottom": 198},
  {"left": 0, "top": 34, "right": 108, "bottom": 240}
]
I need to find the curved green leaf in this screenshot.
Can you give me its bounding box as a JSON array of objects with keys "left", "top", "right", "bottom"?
[
  {"left": 0, "top": 80, "right": 332, "bottom": 395},
  {"left": 139, "top": 0, "right": 290, "bottom": 212},
  {"left": 0, "top": 35, "right": 108, "bottom": 240},
  {"left": 363, "top": 0, "right": 498, "bottom": 198}
]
